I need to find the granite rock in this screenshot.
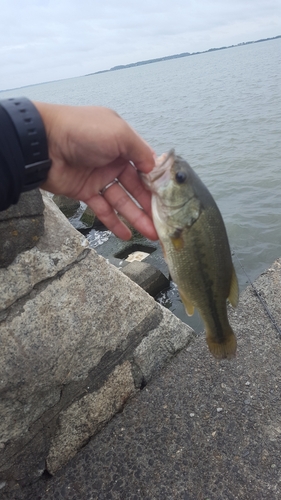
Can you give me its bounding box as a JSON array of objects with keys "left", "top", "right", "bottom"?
[
  {"left": 0, "top": 190, "right": 45, "bottom": 268},
  {"left": 0, "top": 189, "right": 44, "bottom": 222},
  {"left": 0, "top": 194, "right": 194, "bottom": 489},
  {"left": 46, "top": 361, "right": 135, "bottom": 474},
  {"left": 0, "top": 192, "right": 89, "bottom": 313}
]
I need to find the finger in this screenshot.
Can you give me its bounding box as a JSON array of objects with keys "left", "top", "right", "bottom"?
[
  {"left": 117, "top": 163, "right": 154, "bottom": 218},
  {"left": 86, "top": 194, "right": 132, "bottom": 240},
  {"left": 119, "top": 124, "right": 155, "bottom": 174},
  {"left": 77, "top": 160, "right": 128, "bottom": 201},
  {"left": 102, "top": 181, "right": 158, "bottom": 241}
]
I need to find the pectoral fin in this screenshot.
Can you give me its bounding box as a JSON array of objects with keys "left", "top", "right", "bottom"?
[
  {"left": 170, "top": 236, "right": 184, "bottom": 250},
  {"left": 170, "top": 228, "right": 184, "bottom": 251},
  {"left": 228, "top": 265, "right": 239, "bottom": 307},
  {"left": 178, "top": 289, "right": 195, "bottom": 316}
]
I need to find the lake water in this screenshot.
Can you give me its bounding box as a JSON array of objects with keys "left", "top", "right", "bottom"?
[{"left": 2, "top": 39, "right": 280, "bottom": 330}]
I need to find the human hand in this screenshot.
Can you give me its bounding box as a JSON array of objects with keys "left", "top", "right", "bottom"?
[{"left": 35, "top": 102, "right": 158, "bottom": 240}]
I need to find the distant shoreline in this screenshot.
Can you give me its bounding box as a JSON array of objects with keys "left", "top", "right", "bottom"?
[
  {"left": 86, "top": 35, "right": 281, "bottom": 76},
  {"left": 1, "top": 35, "right": 280, "bottom": 92}
]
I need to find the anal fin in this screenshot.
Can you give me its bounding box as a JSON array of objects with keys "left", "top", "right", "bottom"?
[
  {"left": 228, "top": 264, "right": 239, "bottom": 308},
  {"left": 178, "top": 289, "right": 195, "bottom": 317}
]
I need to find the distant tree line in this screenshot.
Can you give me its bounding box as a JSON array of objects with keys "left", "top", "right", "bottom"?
[{"left": 88, "top": 35, "right": 281, "bottom": 76}]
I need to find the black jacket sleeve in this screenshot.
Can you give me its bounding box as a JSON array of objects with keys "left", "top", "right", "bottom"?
[{"left": 0, "top": 105, "right": 25, "bottom": 211}]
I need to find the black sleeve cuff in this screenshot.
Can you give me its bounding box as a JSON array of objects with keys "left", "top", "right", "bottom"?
[
  {"left": 0, "top": 97, "right": 51, "bottom": 211},
  {"left": 0, "top": 105, "right": 25, "bottom": 211}
]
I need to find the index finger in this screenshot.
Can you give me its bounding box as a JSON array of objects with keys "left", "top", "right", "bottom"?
[{"left": 120, "top": 125, "right": 156, "bottom": 174}]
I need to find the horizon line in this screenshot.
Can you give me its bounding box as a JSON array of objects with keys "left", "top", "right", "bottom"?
[{"left": 1, "top": 34, "right": 280, "bottom": 93}]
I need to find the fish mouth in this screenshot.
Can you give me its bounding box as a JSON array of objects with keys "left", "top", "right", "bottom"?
[
  {"left": 141, "top": 149, "right": 175, "bottom": 191},
  {"left": 150, "top": 149, "right": 175, "bottom": 182}
]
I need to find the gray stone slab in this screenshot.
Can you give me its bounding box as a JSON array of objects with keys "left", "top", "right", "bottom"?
[
  {"left": 0, "top": 250, "right": 154, "bottom": 481},
  {"left": 4, "top": 259, "right": 281, "bottom": 499}
]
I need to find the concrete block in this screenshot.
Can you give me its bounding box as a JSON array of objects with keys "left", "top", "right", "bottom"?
[
  {"left": 52, "top": 195, "right": 80, "bottom": 217},
  {"left": 122, "top": 261, "right": 170, "bottom": 296},
  {"left": 80, "top": 206, "right": 96, "bottom": 227}
]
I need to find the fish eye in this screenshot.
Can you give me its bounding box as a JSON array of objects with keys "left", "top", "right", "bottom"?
[{"left": 175, "top": 171, "right": 187, "bottom": 184}]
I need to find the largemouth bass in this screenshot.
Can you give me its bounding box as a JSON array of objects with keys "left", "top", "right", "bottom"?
[{"left": 142, "top": 150, "right": 239, "bottom": 359}]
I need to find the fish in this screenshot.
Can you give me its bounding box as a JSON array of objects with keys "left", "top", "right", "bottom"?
[{"left": 142, "top": 149, "right": 239, "bottom": 359}]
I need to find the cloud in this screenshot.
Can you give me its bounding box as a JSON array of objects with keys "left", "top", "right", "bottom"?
[{"left": 1, "top": 0, "right": 280, "bottom": 90}]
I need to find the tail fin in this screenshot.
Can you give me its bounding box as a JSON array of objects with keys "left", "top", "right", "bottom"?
[{"left": 206, "top": 325, "right": 237, "bottom": 360}]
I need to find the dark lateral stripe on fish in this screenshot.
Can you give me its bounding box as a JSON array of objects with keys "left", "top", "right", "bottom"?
[{"left": 192, "top": 232, "right": 228, "bottom": 344}]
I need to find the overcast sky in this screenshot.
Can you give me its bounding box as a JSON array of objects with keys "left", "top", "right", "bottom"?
[{"left": 1, "top": 0, "right": 280, "bottom": 90}]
